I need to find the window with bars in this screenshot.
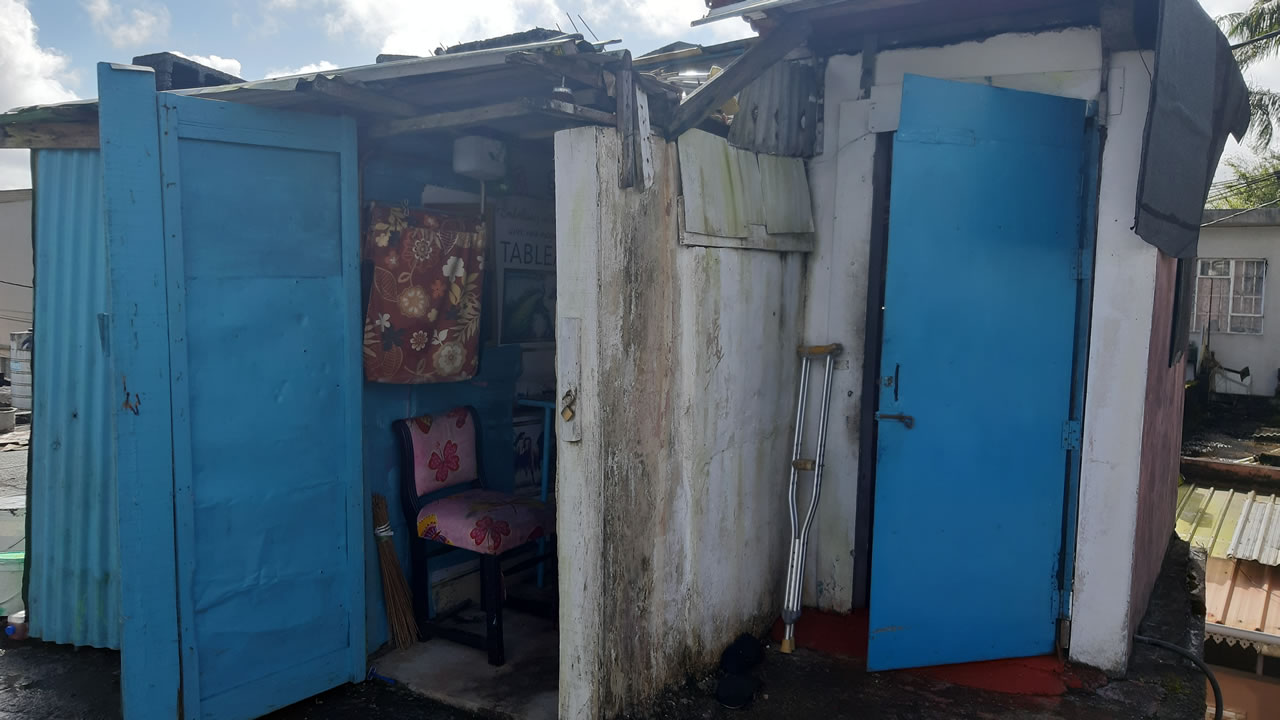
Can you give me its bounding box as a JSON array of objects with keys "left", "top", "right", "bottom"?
[{"left": 1193, "top": 258, "right": 1267, "bottom": 334}]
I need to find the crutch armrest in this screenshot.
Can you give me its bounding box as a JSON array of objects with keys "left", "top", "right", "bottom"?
[{"left": 798, "top": 343, "right": 843, "bottom": 357}]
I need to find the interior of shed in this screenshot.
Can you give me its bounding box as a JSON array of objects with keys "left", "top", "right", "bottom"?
[{"left": 357, "top": 128, "right": 562, "bottom": 718}]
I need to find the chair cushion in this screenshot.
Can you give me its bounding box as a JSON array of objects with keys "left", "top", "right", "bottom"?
[
  {"left": 404, "top": 408, "right": 478, "bottom": 495},
  {"left": 416, "top": 490, "right": 552, "bottom": 555}
]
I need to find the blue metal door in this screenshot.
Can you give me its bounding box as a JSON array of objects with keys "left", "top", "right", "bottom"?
[
  {"left": 868, "top": 75, "right": 1086, "bottom": 671},
  {"left": 99, "top": 64, "right": 364, "bottom": 718}
]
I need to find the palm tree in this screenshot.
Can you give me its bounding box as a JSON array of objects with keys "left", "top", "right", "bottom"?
[{"left": 1222, "top": 2, "right": 1280, "bottom": 150}]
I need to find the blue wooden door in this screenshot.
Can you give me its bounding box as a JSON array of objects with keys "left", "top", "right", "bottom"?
[
  {"left": 868, "top": 75, "right": 1086, "bottom": 671},
  {"left": 99, "top": 64, "right": 364, "bottom": 719}
]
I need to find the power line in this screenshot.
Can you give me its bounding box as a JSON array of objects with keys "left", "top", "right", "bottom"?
[
  {"left": 1232, "top": 28, "right": 1280, "bottom": 51},
  {"left": 1202, "top": 197, "right": 1280, "bottom": 227},
  {"left": 0, "top": 279, "right": 31, "bottom": 289}
]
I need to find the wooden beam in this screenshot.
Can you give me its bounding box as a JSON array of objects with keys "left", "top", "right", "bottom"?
[
  {"left": 369, "top": 98, "right": 615, "bottom": 138},
  {"left": 1182, "top": 456, "right": 1280, "bottom": 488},
  {"left": 537, "top": 99, "right": 615, "bottom": 126},
  {"left": 665, "top": 17, "right": 811, "bottom": 139},
  {"left": 617, "top": 51, "right": 638, "bottom": 189},
  {"left": 304, "top": 75, "right": 422, "bottom": 117},
  {"left": 0, "top": 122, "right": 99, "bottom": 149},
  {"left": 506, "top": 51, "right": 605, "bottom": 89},
  {"left": 369, "top": 100, "right": 533, "bottom": 138}
]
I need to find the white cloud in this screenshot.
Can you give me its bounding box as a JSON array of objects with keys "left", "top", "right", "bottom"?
[
  {"left": 170, "top": 51, "right": 243, "bottom": 77},
  {"left": 265, "top": 60, "right": 339, "bottom": 79},
  {"left": 84, "top": 0, "right": 169, "bottom": 49},
  {"left": 273, "top": 0, "right": 750, "bottom": 57},
  {"left": 0, "top": 0, "right": 79, "bottom": 190}
]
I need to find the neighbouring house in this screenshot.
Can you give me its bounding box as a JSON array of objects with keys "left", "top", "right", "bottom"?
[
  {"left": 1177, "top": 482, "right": 1280, "bottom": 718},
  {"left": 0, "top": 189, "right": 32, "bottom": 381},
  {"left": 0, "top": 0, "right": 1250, "bottom": 719},
  {"left": 1194, "top": 208, "right": 1279, "bottom": 397}
]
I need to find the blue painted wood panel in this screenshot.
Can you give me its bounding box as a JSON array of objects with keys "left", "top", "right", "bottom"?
[
  {"left": 98, "top": 63, "right": 182, "bottom": 719},
  {"left": 100, "top": 62, "right": 364, "bottom": 718},
  {"left": 157, "top": 92, "right": 364, "bottom": 718},
  {"left": 868, "top": 75, "right": 1086, "bottom": 671}
]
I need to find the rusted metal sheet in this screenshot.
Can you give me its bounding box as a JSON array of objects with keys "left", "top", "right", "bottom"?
[
  {"left": 1204, "top": 556, "right": 1280, "bottom": 652},
  {"left": 27, "top": 149, "right": 120, "bottom": 649},
  {"left": 728, "top": 60, "right": 818, "bottom": 157}
]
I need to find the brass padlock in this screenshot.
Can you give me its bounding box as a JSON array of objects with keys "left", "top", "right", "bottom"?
[{"left": 561, "top": 388, "right": 577, "bottom": 422}]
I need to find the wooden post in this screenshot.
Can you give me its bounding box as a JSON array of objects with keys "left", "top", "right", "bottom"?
[{"left": 616, "top": 51, "right": 637, "bottom": 189}]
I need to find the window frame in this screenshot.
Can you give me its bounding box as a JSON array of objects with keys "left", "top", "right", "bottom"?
[{"left": 1192, "top": 257, "right": 1267, "bottom": 336}]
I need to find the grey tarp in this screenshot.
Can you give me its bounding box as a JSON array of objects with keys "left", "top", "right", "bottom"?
[
  {"left": 1135, "top": 0, "right": 1250, "bottom": 258},
  {"left": 1133, "top": 0, "right": 1250, "bottom": 364}
]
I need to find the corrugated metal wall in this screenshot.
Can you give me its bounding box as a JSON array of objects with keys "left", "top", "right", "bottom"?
[{"left": 28, "top": 149, "right": 119, "bottom": 649}]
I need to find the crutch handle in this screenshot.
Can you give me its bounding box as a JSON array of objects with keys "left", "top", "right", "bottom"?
[{"left": 798, "top": 343, "right": 843, "bottom": 357}]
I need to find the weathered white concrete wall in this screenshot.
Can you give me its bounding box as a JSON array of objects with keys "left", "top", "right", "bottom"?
[
  {"left": 808, "top": 28, "right": 1105, "bottom": 613},
  {"left": 1069, "top": 50, "right": 1158, "bottom": 676},
  {"left": 0, "top": 189, "right": 33, "bottom": 366},
  {"left": 1194, "top": 223, "right": 1280, "bottom": 396},
  {"left": 555, "top": 126, "right": 804, "bottom": 719}
]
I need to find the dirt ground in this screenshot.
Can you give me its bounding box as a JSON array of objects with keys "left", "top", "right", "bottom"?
[
  {"left": 0, "top": 636, "right": 481, "bottom": 720},
  {"left": 0, "top": 540, "right": 1207, "bottom": 720}
]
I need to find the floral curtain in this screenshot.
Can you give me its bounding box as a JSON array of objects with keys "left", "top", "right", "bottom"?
[{"left": 362, "top": 204, "right": 485, "bottom": 383}]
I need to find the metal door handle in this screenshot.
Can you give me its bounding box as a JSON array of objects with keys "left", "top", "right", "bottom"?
[{"left": 876, "top": 412, "right": 915, "bottom": 429}]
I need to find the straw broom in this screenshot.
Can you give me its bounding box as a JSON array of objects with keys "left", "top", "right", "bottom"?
[{"left": 372, "top": 494, "right": 418, "bottom": 650}]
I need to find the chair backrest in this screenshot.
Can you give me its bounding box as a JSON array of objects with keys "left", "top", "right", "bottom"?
[{"left": 394, "top": 408, "right": 480, "bottom": 507}]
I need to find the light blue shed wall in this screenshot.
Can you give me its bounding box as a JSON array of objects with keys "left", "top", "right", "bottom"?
[
  {"left": 28, "top": 149, "right": 120, "bottom": 649},
  {"left": 23, "top": 149, "right": 520, "bottom": 657}
]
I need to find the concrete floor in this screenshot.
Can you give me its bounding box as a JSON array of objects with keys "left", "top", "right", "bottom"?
[{"left": 376, "top": 607, "right": 558, "bottom": 720}]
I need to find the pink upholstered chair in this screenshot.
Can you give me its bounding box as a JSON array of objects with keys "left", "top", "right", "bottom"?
[{"left": 394, "top": 407, "right": 553, "bottom": 666}]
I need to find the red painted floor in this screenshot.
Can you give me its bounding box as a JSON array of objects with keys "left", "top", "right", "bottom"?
[{"left": 771, "top": 609, "right": 1106, "bottom": 697}]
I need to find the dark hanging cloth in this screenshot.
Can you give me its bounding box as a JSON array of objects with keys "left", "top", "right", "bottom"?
[
  {"left": 1135, "top": 0, "right": 1249, "bottom": 257},
  {"left": 362, "top": 204, "right": 486, "bottom": 384},
  {"left": 1133, "top": 0, "right": 1250, "bottom": 364}
]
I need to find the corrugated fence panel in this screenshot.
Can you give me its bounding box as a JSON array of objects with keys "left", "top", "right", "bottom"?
[{"left": 28, "top": 149, "right": 119, "bottom": 648}]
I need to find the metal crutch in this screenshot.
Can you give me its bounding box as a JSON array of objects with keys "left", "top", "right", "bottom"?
[{"left": 781, "top": 343, "right": 842, "bottom": 654}]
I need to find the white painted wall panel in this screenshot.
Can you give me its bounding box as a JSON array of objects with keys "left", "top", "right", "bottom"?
[{"left": 1070, "top": 50, "right": 1158, "bottom": 676}]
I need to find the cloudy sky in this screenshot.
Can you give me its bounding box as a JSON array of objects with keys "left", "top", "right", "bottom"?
[
  {"left": 0, "top": 0, "right": 1274, "bottom": 189},
  {"left": 0, "top": 0, "right": 753, "bottom": 188}
]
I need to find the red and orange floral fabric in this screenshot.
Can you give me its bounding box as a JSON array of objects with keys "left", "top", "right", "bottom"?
[{"left": 363, "top": 204, "right": 485, "bottom": 384}]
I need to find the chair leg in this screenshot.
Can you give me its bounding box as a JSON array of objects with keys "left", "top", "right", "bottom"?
[
  {"left": 410, "top": 540, "right": 433, "bottom": 641},
  {"left": 481, "top": 554, "right": 505, "bottom": 666}
]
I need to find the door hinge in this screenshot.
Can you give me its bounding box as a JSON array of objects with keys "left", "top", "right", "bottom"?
[
  {"left": 1057, "top": 617, "right": 1071, "bottom": 650},
  {"left": 1061, "top": 420, "right": 1082, "bottom": 451}
]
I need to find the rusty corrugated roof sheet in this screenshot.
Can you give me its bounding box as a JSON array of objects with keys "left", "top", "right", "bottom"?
[
  {"left": 1205, "top": 556, "right": 1280, "bottom": 653},
  {"left": 1176, "top": 484, "right": 1280, "bottom": 566}
]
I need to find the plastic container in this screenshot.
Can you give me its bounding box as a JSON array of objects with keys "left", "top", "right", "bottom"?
[
  {"left": 5, "top": 610, "right": 27, "bottom": 640},
  {"left": 0, "top": 551, "right": 23, "bottom": 617}
]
